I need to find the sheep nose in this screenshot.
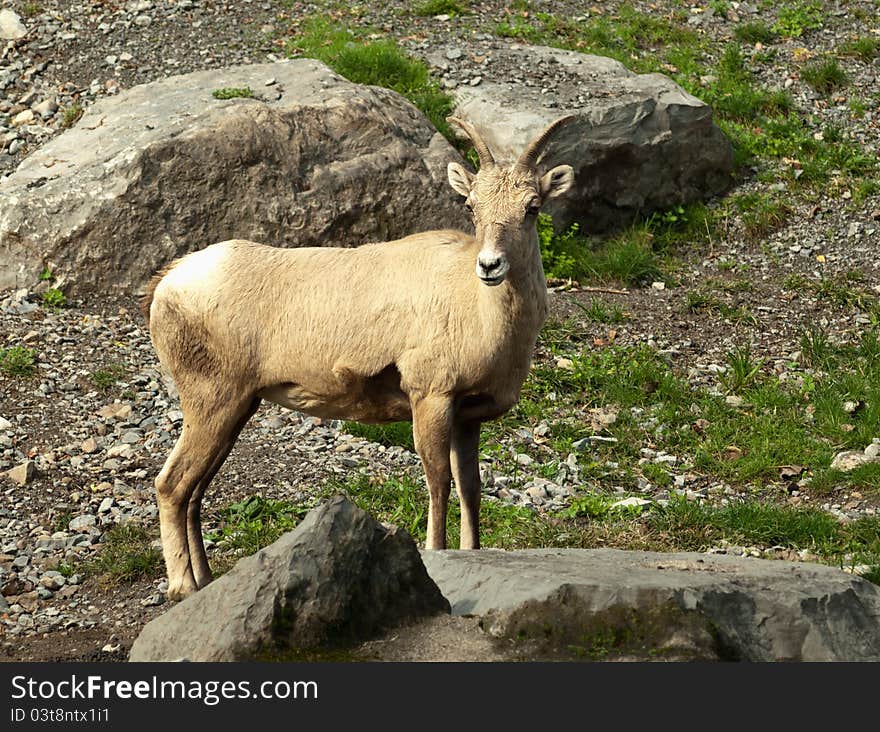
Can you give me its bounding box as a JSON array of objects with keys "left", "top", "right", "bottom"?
[
  {"left": 476, "top": 255, "right": 509, "bottom": 285},
  {"left": 479, "top": 256, "right": 502, "bottom": 275}
]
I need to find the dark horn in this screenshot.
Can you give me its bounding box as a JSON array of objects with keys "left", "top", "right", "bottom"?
[
  {"left": 447, "top": 116, "right": 496, "bottom": 169},
  {"left": 517, "top": 115, "right": 577, "bottom": 169}
]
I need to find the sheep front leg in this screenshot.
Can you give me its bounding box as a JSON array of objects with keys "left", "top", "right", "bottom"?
[
  {"left": 451, "top": 419, "right": 482, "bottom": 549},
  {"left": 412, "top": 395, "right": 453, "bottom": 550}
]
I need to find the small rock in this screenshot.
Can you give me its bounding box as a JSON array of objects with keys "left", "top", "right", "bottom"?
[
  {"left": 830, "top": 450, "right": 875, "bottom": 472},
  {"left": 98, "top": 403, "right": 133, "bottom": 420},
  {"left": 651, "top": 281, "right": 666, "bottom": 290},
  {"left": 11, "top": 109, "right": 34, "bottom": 126},
  {"left": 725, "top": 395, "right": 744, "bottom": 407},
  {"left": 445, "top": 48, "right": 463, "bottom": 60},
  {"left": 0, "top": 9, "right": 27, "bottom": 40},
  {"left": 141, "top": 593, "right": 166, "bottom": 607},
  {"left": 4, "top": 460, "right": 36, "bottom": 486},
  {"left": 81, "top": 437, "right": 98, "bottom": 454},
  {"left": 515, "top": 453, "right": 534, "bottom": 466},
  {"left": 611, "top": 497, "right": 653, "bottom": 510},
  {"left": 68, "top": 514, "right": 97, "bottom": 531},
  {"left": 865, "top": 443, "right": 880, "bottom": 459},
  {"left": 32, "top": 98, "right": 58, "bottom": 120}
]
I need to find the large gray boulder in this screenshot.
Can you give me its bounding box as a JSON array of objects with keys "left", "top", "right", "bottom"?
[
  {"left": 129, "top": 496, "right": 450, "bottom": 662},
  {"left": 421, "top": 549, "right": 880, "bottom": 662},
  {"left": 447, "top": 46, "right": 733, "bottom": 232},
  {"left": 0, "top": 60, "right": 465, "bottom": 293}
]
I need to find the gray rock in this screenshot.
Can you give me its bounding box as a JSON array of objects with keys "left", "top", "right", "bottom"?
[
  {"left": 421, "top": 548, "right": 880, "bottom": 661},
  {"left": 449, "top": 47, "right": 733, "bottom": 232},
  {"left": 0, "top": 60, "right": 465, "bottom": 293},
  {"left": 0, "top": 10, "right": 27, "bottom": 40},
  {"left": 830, "top": 450, "right": 877, "bottom": 472},
  {"left": 68, "top": 514, "right": 97, "bottom": 531},
  {"left": 129, "top": 496, "right": 449, "bottom": 661}
]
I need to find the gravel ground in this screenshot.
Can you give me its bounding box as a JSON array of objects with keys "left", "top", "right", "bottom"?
[{"left": 1, "top": 0, "right": 879, "bottom": 661}]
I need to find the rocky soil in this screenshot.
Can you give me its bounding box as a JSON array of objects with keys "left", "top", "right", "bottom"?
[{"left": 1, "top": 0, "right": 879, "bottom": 661}]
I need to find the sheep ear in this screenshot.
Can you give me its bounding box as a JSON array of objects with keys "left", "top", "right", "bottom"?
[
  {"left": 540, "top": 165, "right": 574, "bottom": 200},
  {"left": 447, "top": 162, "right": 474, "bottom": 198}
]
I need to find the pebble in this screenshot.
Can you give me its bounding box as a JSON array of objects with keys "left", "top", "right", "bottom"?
[{"left": 4, "top": 460, "right": 35, "bottom": 486}]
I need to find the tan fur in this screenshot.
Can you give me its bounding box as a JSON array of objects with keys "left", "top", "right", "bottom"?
[{"left": 145, "top": 119, "right": 575, "bottom": 600}]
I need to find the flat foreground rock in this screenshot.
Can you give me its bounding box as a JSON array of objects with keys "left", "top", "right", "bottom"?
[
  {"left": 421, "top": 548, "right": 880, "bottom": 661},
  {"left": 0, "top": 60, "right": 464, "bottom": 293},
  {"left": 129, "top": 497, "right": 449, "bottom": 662}
]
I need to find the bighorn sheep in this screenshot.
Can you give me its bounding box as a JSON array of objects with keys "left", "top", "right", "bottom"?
[{"left": 142, "top": 115, "right": 575, "bottom": 600}]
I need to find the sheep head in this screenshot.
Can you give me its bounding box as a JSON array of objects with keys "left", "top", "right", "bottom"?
[{"left": 446, "top": 115, "right": 576, "bottom": 286}]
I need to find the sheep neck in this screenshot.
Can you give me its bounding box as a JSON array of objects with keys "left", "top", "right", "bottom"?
[{"left": 476, "top": 229, "right": 548, "bottom": 352}]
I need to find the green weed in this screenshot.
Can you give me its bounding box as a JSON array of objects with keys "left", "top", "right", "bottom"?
[
  {"left": 0, "top": 346, "right": 37, "bottom": 377},
  {"left": 41, "top": 288, "right": 66, "bottom": 310},
  {"left": 211, "top": 87, "right": 254, "bottom": 100},
  {"left": 773, "top": 2, "right": 824, "bottom": 38}
]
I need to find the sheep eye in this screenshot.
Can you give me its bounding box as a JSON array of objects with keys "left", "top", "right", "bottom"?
[
  {"left": 526, "top": 199, "right": 541, "bottom": 215},
  {"left": 465, "top": 200, "right": 475, "bottom": 212}
]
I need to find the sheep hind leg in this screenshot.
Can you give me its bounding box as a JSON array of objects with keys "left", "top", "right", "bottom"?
[
  {"left": 186, "top": 396, "right": 262, "bottom": 589},
  {"left": 451, "top": 419, "right": 482, "bottom": 550},
  {"left": 412, "top": 395, "right": 454, "bottom": 550},
  {"left": 156, "top": 397, "right": 256, "bottom": 601}
]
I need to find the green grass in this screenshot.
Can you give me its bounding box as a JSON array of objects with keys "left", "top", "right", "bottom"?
[
  {"left": 287, "top": 17, "right": 454, "bottom": 141},
  {"left": 733, "top": 21, "right": 777, "bottom": 44},
  {"left": 495, "top": 4, "right": 701, "bottom": 74},
  {"left": 413, "top": 0, "right": 468, "bottom": 16},
  {"left": 211, "top": 87, "right": 254, "bottom": 100},
  {"left": 802, "top": 271, "right": 880, "bottom": 315},
  {"left": 576, "top": 298, "right": 628, "bottom": 325},
  {"left": 206, "top": 495, "right": 308, "bottom": 572},
  {"left": 91, "top": 363, "right": 126, "bottom": 392},
  {"left": 537, "top": 214, "right": 664, "bottom": 286},
  {"left": 838, "top": 36, "right": 880, "bottom": 63},
  {"left": 204, "top": 477, "right": 880, "bottom": 581},
  {"left": 733, "top": 192, "right": 790, "bottom": 240},
  {"left": 718, "top": 344, "right": 765, "bottom": 394},
  {"left": 801, "top": 57, "right": 849, "bottom": 94},
  {"left": 41, "top": 288, "right": 66, "bottom": 310},
  {"left": 498, "top": 322, "right": 880, "bottom": 492},
  {"left": 22, "top": 2, "right": 40, "bottom": 18},
  {"left": 772, "top": 2, "right": 825, "bottom": 38},
  {"left": 0, "top": 346, "right": 36, "bottom": 377},
  {"left": 60, "top": 104, "right": 82, "bottom": 129},
  {"left": 86, "top": 524, "right": 163, "bottom": 585},
  {"left": 683, "top": 291, "right": 756, "bottom": 325},
  {"left": 341, "top": 421, "right": 415, "bottom": 451}
]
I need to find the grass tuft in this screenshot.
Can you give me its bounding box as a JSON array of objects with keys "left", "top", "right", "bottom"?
[
  {"left": 413, "top": 0, "right": 468, "bottom": 16},
  {"left": 800, "top": 57, "right": 848, "bottom": 94},
  {"left": 288, "top": 18, "right": 454, "bottom": 140},
  {"left": 86, "top": 524, "right": 163, "bottom": 585},
  {"left": 0, "top": 346, "right": 37, "bottom": 377}
]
